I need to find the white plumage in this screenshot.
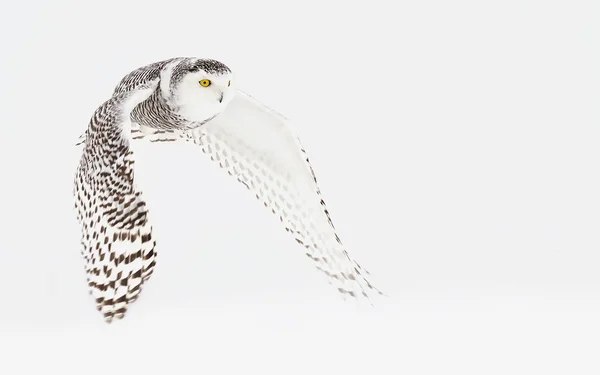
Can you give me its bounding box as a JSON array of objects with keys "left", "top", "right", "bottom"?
[{"left": 75, "top": 57, "right": 383, "bottom": 322}]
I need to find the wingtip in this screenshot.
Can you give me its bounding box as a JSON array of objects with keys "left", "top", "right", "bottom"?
[{"left": 75, "top": 132, "right": 87, "bottom": 146}]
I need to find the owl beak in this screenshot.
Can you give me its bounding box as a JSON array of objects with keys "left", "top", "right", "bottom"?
[{"left": 218, "top": 92, "right": 224, "bottom": 103}]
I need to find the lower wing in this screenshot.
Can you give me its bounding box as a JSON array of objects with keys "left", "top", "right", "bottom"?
[{"left": 188, "top": 90, "right": 384, "bottom": 301}]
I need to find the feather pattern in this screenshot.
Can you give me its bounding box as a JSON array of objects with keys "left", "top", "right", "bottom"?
[{"left": 74, "top": 80, "right": 159, "bottom": 322}]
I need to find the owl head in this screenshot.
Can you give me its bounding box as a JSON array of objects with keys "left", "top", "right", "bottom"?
[{"left": 160, "top": 58, "right": 235, "bottom": 124}]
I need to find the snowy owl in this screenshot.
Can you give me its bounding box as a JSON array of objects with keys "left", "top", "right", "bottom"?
[{"left": 74, "top": 57, "right": 383, "bottom": 322}]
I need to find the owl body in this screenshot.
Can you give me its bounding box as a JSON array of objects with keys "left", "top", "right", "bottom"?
[{"left": 75, "top": 57, "right": 383, "bottom": 322}]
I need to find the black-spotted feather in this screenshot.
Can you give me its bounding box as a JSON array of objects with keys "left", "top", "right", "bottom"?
[{"left": 74, "top": 80, "right": 159, "bottom": 322}]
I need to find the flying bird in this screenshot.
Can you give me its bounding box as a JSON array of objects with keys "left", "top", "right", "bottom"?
[{"left": 74, "top": 57, "right": 383, "bottom": 322}]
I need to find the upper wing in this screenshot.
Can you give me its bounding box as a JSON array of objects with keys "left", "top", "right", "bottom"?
[
  {"left": 189, "top": 90, "right": 384, "bottom": 301},
  {"left": 74, "top": 80, "right": 159, "bottom": 322}
]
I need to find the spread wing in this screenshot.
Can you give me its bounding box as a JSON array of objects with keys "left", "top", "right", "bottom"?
[
  {"left": 74, "top": 86, "right": 384, "bottom": 303},
  {"left": 74, "top": 80, "right": 159, "bottom": 322},
  {"left": 189, "top": 90, "right": 384, "bottom": 301}
]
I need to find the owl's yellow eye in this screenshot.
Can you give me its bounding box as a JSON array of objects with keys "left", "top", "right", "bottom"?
[
  {"left": 199, "top": 79, "right": 211, "bottom": 87},
  {"left": 227, "top": 80, "right": 231, "bottom": 87}
]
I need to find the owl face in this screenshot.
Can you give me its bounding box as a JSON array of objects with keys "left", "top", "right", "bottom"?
[{"left": 166, "top": 59, "right": 235, "bottom": 125}]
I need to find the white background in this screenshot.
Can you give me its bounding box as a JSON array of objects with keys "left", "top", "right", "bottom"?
[{"left": 0, "top": 0, "right": 599, "bottom": 373}]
